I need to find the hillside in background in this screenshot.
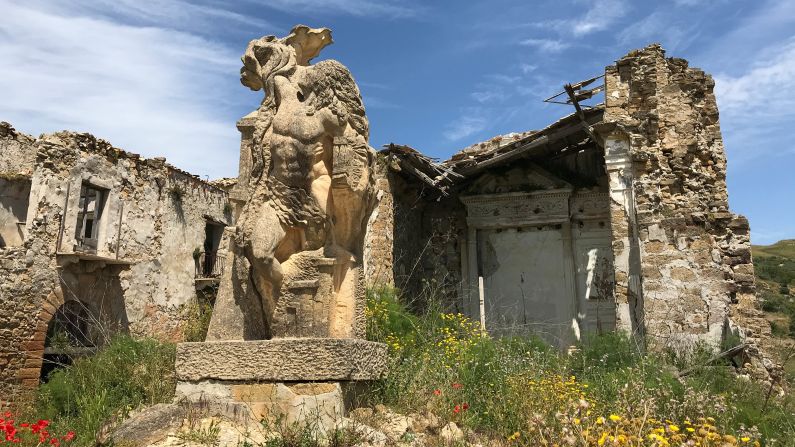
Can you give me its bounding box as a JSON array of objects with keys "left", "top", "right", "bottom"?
[
  {"left": 752, "top": 239, "right": 795, "bottom": 376},
  {"left": 753, "top": 239, "right": 795, "bottom": 260}
]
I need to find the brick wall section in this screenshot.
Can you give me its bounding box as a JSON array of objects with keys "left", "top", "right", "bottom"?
[{"left": 603, "top": 45, "right": 772, "bottom": 368}]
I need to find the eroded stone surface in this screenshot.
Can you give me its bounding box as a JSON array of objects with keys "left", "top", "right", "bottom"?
[
  {"left": 175, "top": 338, "right": 388, "bottom": 381},
  {"left": 207, "top": 24, "right": 377, "bottom": 342}
]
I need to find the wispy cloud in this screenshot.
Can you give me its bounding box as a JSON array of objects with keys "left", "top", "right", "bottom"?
[
  {"left": 714, "top": 37, "right": 795, "bottom": 164},
  {"left": 527, "top": 0, "right": 630, "bottom": 38},
  {"left": 519, "top": 38, "right": 571, "bottom": 53},
  {"left": 471, "top": 88, "right": 509, "bottom": 104},
  {"left": 570, "top": 0, "right": 631, "bottom": 36},
  {"left": 247, "top": 0, "right": 423, "bottom": 18},
  {"left": 443, "top": 110, "right": 488, "bottom": 141},
  {"left": 363, "top": 96, "right": 402, "bottom": 109},
  {"left": 715, "top": 38, "right": 795, "bottom": 115},
  {"left": 617, "top": 11, "right": 701, "bottom": 53},
  {"left": 0, "top": 0, "right": 247, "bottom": 178},
  {"left": 25, "top": 0, "right": 273, "bottom": 34}
]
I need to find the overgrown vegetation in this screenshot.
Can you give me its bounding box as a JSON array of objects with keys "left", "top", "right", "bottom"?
[
  {"left": 363, "top": 286, "right": 795, "bottom": 446},
  {"left": 20, "top": 335, "right": 176, "bottom": 447},
  {"left": 10, "top": 282, "right": 795, "bottom": 446},
  {"left": 753, "top": 240, "right": 795, "bottom": 340},
  {"left": 182, "top": 293, "right": 215, "bottom": 342}
]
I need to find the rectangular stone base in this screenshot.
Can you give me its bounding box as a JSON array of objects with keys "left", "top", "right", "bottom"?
[
  {"left": 175, "top": 338, "right": 388, "bottom": 382},
  {"left": 176, "top": 380, "right": 347, "bottom": 429}
]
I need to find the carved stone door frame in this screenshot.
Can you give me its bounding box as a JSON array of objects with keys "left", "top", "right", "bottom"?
[{"left": 459, "top": 189, "right": 611, "bottom": 345}]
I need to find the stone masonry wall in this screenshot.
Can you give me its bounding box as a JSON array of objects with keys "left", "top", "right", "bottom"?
[
  {"left": 0, "top": 123, "right": 36, "bottom": 175},
  {"left": 0, "top": 125, "right": 231, "bottom": 395},
  {"left": 0, "top": 126, "right": 62, "bottom": 394},
  {"left": 363, "top": 163, "right": 466, "bottom": 311},
  {"left": 603, "top": 45, "right": 771, "bottom": 362},
  {"left": 32, "top": 130, "right": 232, "bottom": 337}
]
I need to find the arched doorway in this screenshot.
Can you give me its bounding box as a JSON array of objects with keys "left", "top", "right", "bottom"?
[{"left": 39, "top": 300, "right": 96, "bottom": 381}]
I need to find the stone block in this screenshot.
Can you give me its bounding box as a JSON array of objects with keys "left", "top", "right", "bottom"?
[{"left": 175, "top": 338, "right": 388, "bottom": 382}]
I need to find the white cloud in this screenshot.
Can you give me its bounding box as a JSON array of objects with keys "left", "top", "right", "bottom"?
[
  {"left": 571, "top": 0, "right": 630, "bottom": 36},
  {"left": 0, "top": 0, "right": 253, "bottom": 179},
  {"left": 616, "top": 11, "right": 701, "bottom": 53},
  {"left": 520, "top": 63, "right": 538, "bottom": 74},
  {"left": 443, "top": 112, "right": 488, "bottom": 141},
  {"left": 485, "top": 74, "right": 521, "bottom": 84},
  {"left": 528, "top": 0, "right": 629, "bottom": 38},
  {"left": 714, "top": 37, "right": 795, "bottom": 166},
  {"left": 714, "top": 38, "right": 795, "bottom": 115},
  {"left": 519, "top": 38, "right": 571, "bottom": 53},
  {"left": 39, "top": 0, "right": 272, "bottom": 32},
  {"left": 471, "top": 87, "right": 509, "bottom": 104},
  {"left": 247, "top": 0, "right": 422, "bottom": 18}
]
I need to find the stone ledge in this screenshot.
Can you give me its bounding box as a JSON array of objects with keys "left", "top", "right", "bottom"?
[{"left": 175, "top": 338, "right": 388, "bottom": 382}]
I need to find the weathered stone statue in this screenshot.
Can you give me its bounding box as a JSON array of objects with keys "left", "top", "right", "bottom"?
[
  {"left": 175, "top": 26, "right": 386, "bottom": 431},
  {"left": 206, "top": 25, "right": 376, "bottom": 340}
]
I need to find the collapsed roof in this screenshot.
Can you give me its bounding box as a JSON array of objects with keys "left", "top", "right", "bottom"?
[{"left": 381, "top": 103, "right": 605, "bottom": 197}]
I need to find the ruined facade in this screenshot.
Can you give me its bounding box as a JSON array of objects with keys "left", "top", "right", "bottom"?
[
  {"left": 0, "top": 123, "right": 231, "bottom": 394},
  {"left": 367, "top": 45, "right": 772, "bottom": 370},
  {"left": 1, "top": 40, "right": 777, "bottom": 396}
]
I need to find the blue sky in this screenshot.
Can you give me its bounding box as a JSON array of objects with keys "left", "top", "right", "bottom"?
[{"left": 1, "top": 0, "right": 793, "bottom": 244}]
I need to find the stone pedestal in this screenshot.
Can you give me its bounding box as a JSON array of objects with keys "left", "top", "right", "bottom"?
[{"left": 174, "top": 338, "right": 388, "bottom": 431}]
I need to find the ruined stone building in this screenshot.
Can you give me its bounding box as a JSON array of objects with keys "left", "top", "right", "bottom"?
[
  {"left": 0, "top": 42, "right": 776, "bottom": 393},
  {"left": 365, "top": 45, "right": 772, "bottom": 366},
  {"left": 0, "top": 123, "right": 231, "bottom": 392}
]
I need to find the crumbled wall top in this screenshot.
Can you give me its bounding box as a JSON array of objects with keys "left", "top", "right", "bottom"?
[
  {"left": 32, "top": 129, "right": 226, "bottom": 193},
  {"left": 381, "top": 106, "right": 603, "bottom": 195}
]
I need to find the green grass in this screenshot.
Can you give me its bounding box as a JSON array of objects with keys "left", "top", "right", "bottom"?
[
  {"left": 753, "top": 240, "right": 795, "bottom": 259},
  {"left": 753, "top": 239, "right": 795, "bottom": 340},
  {"left": 363, "top": 286, "right": 795, "bottom": 446},
  {"left": 29, "top": 335, "right": 176, "bottom": 446}
]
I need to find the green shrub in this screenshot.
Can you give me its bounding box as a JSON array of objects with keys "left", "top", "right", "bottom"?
[
  {"left": 182, "top": 295, "right": 214, "bottom": 342},
  {"left": 363, "top": 285, "right": 795, "bottom": 445},
  {"left": 33, "top": 335, "right": 176, "bottom": 446}
]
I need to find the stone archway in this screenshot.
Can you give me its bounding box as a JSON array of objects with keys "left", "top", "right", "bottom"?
[
  {"left": 40, "top": 299, "right": 97, "bottom": 381},
  {"left": 15, "top": 288, "right": 64, "bottom": 388}
]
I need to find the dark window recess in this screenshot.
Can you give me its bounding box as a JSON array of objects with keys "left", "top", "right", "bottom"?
[
  {"left": 74, "top": 184, "right": 107, "bottom": 253},
  {"left": 196, "top": 221, "right": 226, "bottom": 278}
]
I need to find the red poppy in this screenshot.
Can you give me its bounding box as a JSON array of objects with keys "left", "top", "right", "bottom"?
[
  {"left": 64, "top": 431, "right": 75, "bottom": 441},
  {"left": 50, "top": 438, "right": 60, "bottom": 446},
  {"left": 452, "top": 382, "right": 463, "bottom": 389},
  {"left": 462, "top": 403, "right": 470, "bottom": 410},
  {"left": 453, "top": 405, "right": 461, "bottom": 414},
  {"left": 433, "top": 389, "right": 441, "bottom": 396}
]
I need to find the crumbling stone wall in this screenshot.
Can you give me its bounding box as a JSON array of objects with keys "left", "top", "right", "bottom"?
[
  {"left": 32, "top": 131, "right": 231, "bottom": 337},
  {"left": 0, "top": 187, "right": 62, "bottom": 395},
  {"left": 364, "top": 163, "right": 467, "bottom": 310},
  {"left": 364, "top": 162, "right": 397, "bottom": 287},
  {"left": 0, "top": 122, "right": 36, "bottom": 175},
  {"left": 602, "top": 45, "right": 770, "bottom": 362},
  {"left": 0, "top": 125, "right": 231, "bottom": 395}
]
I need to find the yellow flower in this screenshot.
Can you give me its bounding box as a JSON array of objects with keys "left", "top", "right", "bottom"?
[
  {"left": 598, "top": 432, "right": 608, "bottom": 446},
  {"left": 668, "top": 424, "right": 679, "bottom": 432},
  {"left": 596, "top": 416, "right": 605, "bottom": 424},
  {"left": 741, "top": 436, "right": 750, "bottom": 442},
  {"left": 686, "top": 427, "right": 695, "bottom": 433},
  {"left": 573, "top": 418, "right": 581, "bottom": 425},
  {"left": 609, "top": 414, "right": 622, "bottom": 422}
]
